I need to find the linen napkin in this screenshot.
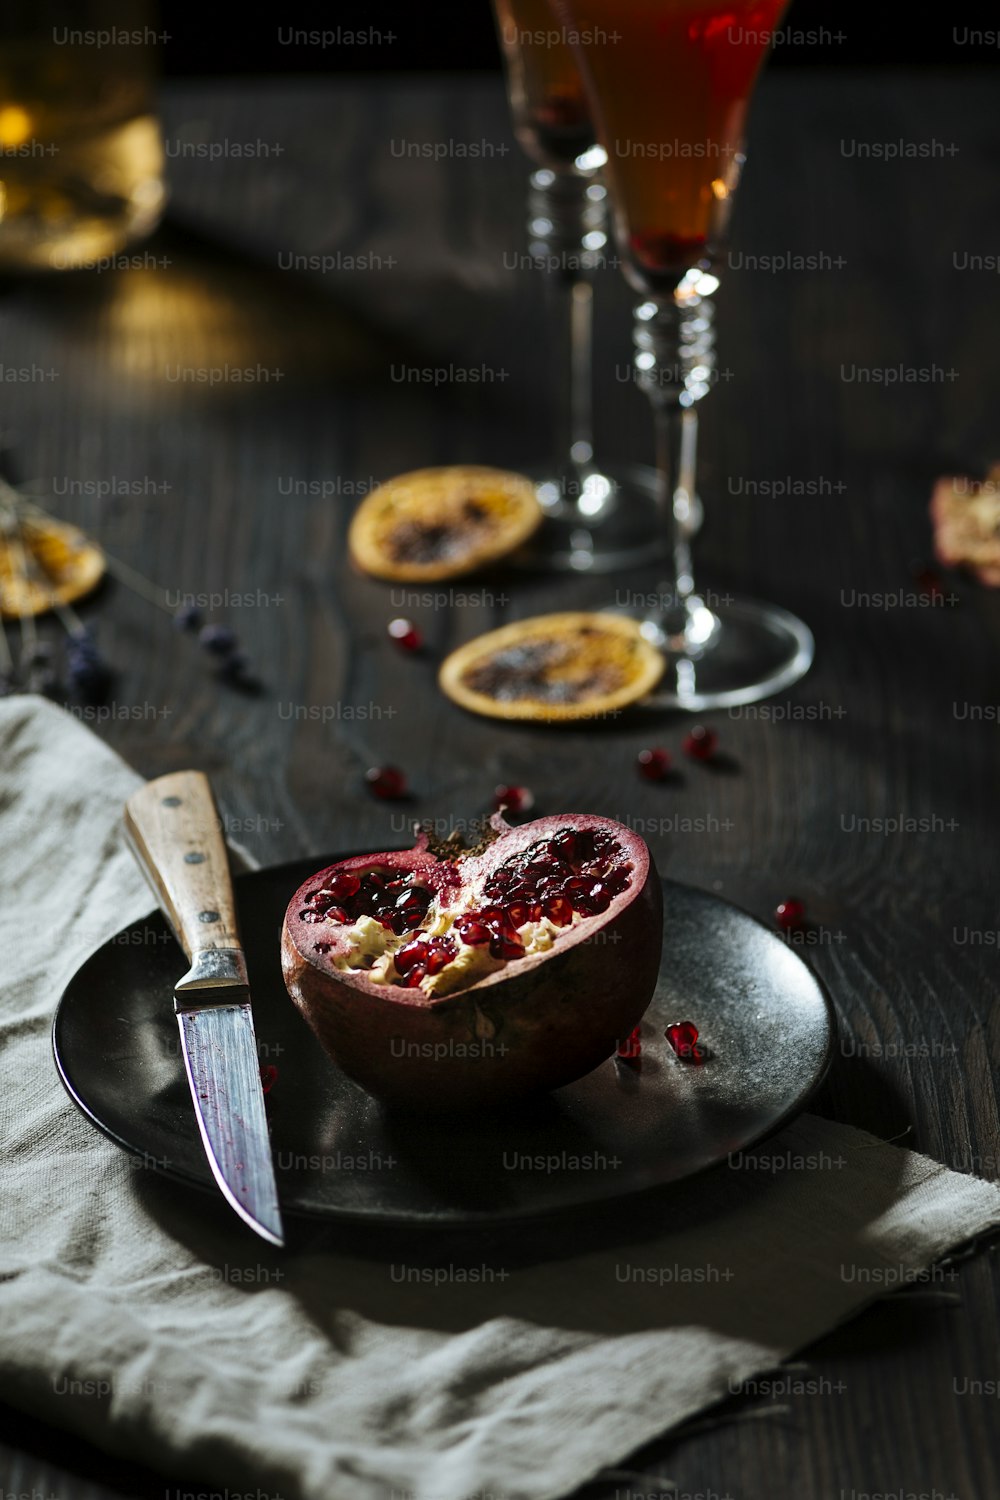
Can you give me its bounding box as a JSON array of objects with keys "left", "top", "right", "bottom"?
[{"left": 2, "top": 694, "right": 999, "bottom": 1500}]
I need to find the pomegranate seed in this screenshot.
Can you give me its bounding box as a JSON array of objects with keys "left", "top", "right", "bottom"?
[
  {"left": 617, "top": 1026, "right": 642, "bottom": 1060},
  {"left": 404, "top": 966, "right": 427, "bottom": 987},
  {"left": 326, "top": 906, "right": 350, "bottom": 924},
  {"left": 544, "top": 895, "right": 574, "bottom": 926},
  {"left": 365, "top": 766, "right": 407, "bottom": 799},
  {"left": 775, "top": 898, "right": 806, "bottom": 931},
  {"left": 326, "top": 870, "right": 361, "bottom": 900},
  {"left": 259, "top": 1065, "right": 279, "bottom": 1094},
  {"left": 552, "top": 829, "right": 579, "bottom": 864},
  {"left": 456, "top": 916, "right": 491, "bottom": 946},
  {"left": 665, "top": 1020, "right": 701, "bottom": 1062},
  {"left": 490, "top": 932, "right": 524, "bottom": 960},
  {"left": 683, "top": 725, "right": 718, "bottom": 761},
  {"left": 579, "top": 882, "right": 612, "bottom": 914},
  {"left": 388, "top": 617, "right": 423, "bottom": 652},
  {"left": 506, "top": 900, "right": 531, "bottom": 928},
  {"left": 493, "top": 783, "right": 534, "bottom": 814},
  {"left": 425, "top": 938, "right": 457, "bottom": 974},
  {"left": 637, "top": 747, "right": 672, "bottom": 781},
  {"left": 395, "top": 939, "right": 429, "bottom": 974},
  {"left": 479, "top": 905, "right": 506, "bottom": 931},
  {"left": 527, "top": 902, "right": 544, "bottom": 922},
  {"left": 604, "top": 869, "right": 631, "bottom": 896}
]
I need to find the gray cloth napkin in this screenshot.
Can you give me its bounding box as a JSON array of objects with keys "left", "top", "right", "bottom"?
[{"left": 2, "top": 695, "right": 999, "bottom": 1500}]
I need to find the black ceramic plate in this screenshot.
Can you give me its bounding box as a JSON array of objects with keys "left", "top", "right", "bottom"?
[{"left": 53, "top": 858, "right": 836, "bottom": 1226}]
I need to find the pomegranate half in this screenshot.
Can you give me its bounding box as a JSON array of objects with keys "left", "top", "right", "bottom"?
[{"left": 281, "top": 813, "right": 663, "bottom": 1110}]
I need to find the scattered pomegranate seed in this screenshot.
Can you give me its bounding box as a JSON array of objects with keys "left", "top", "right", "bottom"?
[
  {"left": 425, "top": 938, "right": 457, "bottom": 974},
  {"left": 912, "top": 564, "right": 944, "bottom": 600},
  {"left": 637, "top": 747, "right": 672, "bottom": 781},
  {"left": 493, "top": 783, "right": 534, "bottom": 814},
  {"left": 683, "top": 725, "right": 718, "bottom": 761},
  {"left": 775, "top": 898, "right": 806, "bottom": 931},
  {"left": 259, "top": 1065, "right": 279, "bottom": 1094},
  {"left": 388, "top": 617, "right": 423, "bottom": 652},
  {"left": 365, "top": 765, "right": 407, "bottom": 799},
  {"left": 617, "top": 1026, "right": 642, "bottom": 1061},
  {"left": 404, "top": 966, "right": 428, "bottom": 987},
  {"left": 665, "top": 1020, "right": 702, "bottom": 1062},
  {"left": 326, "top": 870, "right": 361, "bottom": 901}
]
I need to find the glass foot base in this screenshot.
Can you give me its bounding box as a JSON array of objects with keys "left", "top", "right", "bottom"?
[
  {"left": 618, "top": 595, "right": 814, "bottom": 710},
  {"left": 512, "top": 463, "right": 703, "bottom": 573}
]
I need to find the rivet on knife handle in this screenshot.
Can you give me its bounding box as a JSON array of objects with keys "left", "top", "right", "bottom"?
[{"left": 124, "top": 770, "right": 246, "bottom": 993}]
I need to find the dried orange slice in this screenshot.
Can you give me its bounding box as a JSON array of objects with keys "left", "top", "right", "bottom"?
[
  {"left": 0, "top": 511, "right": 105, "bottom": 618},
  {"left": 931, "top": 466, "right": 1000, "bottom": 585},
  {"left": 439, "top": 612, "right": 665, "bottom": 723},
  {"left": 348, "top": 465, "right": 542, "bottom": 582}
]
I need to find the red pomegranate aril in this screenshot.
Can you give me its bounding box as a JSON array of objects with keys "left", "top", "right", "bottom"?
[
  {"left": 395, "top": 939, "right": 429, "bottom": 975},
  {"left": 326, "top": 906, "right": 350, "bottom": 924},
  {"left": 326, "top": 871, "right": 361, "bottom": 901},
  {"left": 527, "top": 901, "right": 544, "bottom": 923},
  {"left": 683, "top": 725, "right": 718, "bottom": 761},
  {"left": 544, "top": 895, "right": 574, "bottom": 926},
  {"left": 604, "top": 869, "right": 632, "bottom": 896},
  {"left": 637, "top": 747, "right": 671, "bottom": 781},
  {"left": 493, "top": 783, "right": 534, "bottom": 814},
  {"left": 551, "top": 829, "right": 579, "bottom": 864},
  {"left": 366, "top": 765, "right": 407, "bottom": 799},
  {"left": 388, "top": 617, "right": 423, "bottom": 652},
  {"left": 665, "top": 1020, "right": 701, "bottom": 1062},
  {"left": 404, "top": 966, "right": 428, "bottom": 988},
  {"left": 479, "top": 905, "right": 506, "bottom": 930},
  {"left": 456, "top": 916, "right": 491, "bottom": 946},
  {"left": 259, "top": 1064, "right": 279, "bottom": 1094},
  {"left": 425, "top": 938, "right": 457, "bottom": 975},
  {"left": 506, "top": 900, "right": 531, "bottom": 928},
  {"left": 490, "top": 932, "right": 524, "bottom": 960},
  {"left": 775, "top": 898, "right": 806, "bottom": 931},
  {"left": 577, "top": 882, "right": 612, "bottom": 915},
  {"left": 617, "top": 1026, "right": 642, "bottom": 1060}
]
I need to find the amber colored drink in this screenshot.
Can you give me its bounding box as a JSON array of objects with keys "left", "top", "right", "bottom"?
[
  {"left": 558, "top": 0, "right": 786, "bottom": 290},
  {"left": 493, "top": 0, "right": 595, "bottom": 168}
]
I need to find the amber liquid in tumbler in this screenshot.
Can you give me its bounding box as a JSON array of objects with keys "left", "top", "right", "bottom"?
[
  {"left": 0, "top": 17, "right": 164, "bottom": 270},
  {"left": 493, "top": 0, "right": 595, "bottom": 168},
  {"left": 563, "top": 0, "right": 786, "bottom": 290}
]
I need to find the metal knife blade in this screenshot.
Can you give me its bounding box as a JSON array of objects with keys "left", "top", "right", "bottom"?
[
  {"left": 124, "top": 770, "right": 284, "bottom": 1246},
  {"left": 177, "top": 1000, "right": 283, "bottom": 1246}
]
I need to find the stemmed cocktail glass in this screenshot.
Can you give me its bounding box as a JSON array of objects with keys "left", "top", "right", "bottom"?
[
  {"left": 554, "top": 0, "right": 814, "bottom": 706},
  {"left": 493, "top": 0, "right": 688, "bottom": 572}
]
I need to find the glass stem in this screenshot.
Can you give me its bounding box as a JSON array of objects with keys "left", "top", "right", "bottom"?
[
  {"left": 634, "top": 287, "right": 717, "bottom": 644},
  {"left": 568, "top": 278, "right": 594, "bottom": 468}
]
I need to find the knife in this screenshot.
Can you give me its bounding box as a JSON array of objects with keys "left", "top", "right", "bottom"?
[{"left": 124, "top": 770, "right": 284, "bottom": 1247}]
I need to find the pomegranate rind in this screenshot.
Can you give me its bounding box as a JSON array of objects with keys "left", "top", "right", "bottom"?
[
  {"left": 281, "top": 814, "right": 663, "bottom": 1110},
  {"left": 930, "top": 470, "right": 1000, "bottom": 586},
  {"left": 438, "top": 612, "right": 665, "bottom": 723},
  {"left": 348, "top": 465, "right": 543, "bottom": 583}
]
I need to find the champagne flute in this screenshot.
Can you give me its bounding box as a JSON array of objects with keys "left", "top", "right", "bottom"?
[
  {"left": 493, "top": 0, "right": 691, "bottom": 572},
  {"left": 554, "top": 0, "right": 814, "bottom": 706}
]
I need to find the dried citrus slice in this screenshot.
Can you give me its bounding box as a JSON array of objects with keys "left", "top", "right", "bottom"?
[
  {"left": 0, "top": 511, "right": 105, "bottom": 619},
  {"left": 348, "top": 465, "right": 542, "bottom": 582},
  {"left": 439, "top": 612, "right": 665, "bottom": 722},
  {"left": 931, "top": 467, "right": 1000, "bottom": 585}
]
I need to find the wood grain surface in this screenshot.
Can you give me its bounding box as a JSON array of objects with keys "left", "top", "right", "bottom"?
[{"left": 1, "top": 68, "right": 999, "bottom": 1500}]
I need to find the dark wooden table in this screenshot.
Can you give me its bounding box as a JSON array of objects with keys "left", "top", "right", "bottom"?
[{"left": 3, "top": 66, "right": 1000, "bottom": 1500}]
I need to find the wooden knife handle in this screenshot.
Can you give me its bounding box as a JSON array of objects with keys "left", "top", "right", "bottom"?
[{"left": 124, "top": 770, "right": 241, "bottom": 962}]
